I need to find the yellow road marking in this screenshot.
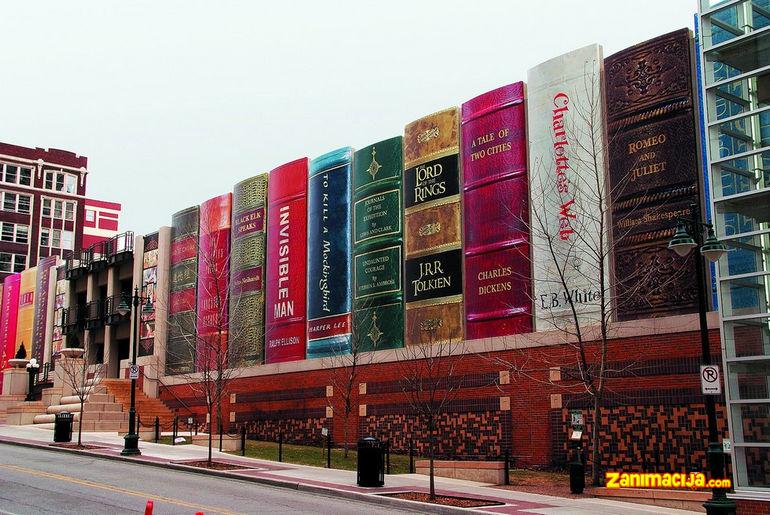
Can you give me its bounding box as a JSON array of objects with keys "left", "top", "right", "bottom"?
[{"left": 0, "top": 463, "right": 242, "bottom": 515}]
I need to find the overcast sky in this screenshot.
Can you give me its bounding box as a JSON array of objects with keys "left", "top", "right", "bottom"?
[{"left": 1, "top": 1, "right": 697, "bottom": 234}]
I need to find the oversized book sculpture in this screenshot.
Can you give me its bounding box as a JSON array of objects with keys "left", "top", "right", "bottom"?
[
  {"left": 167, "top": 206, "right": 199, "bottom": 374},
  {"left": 403, "top": 108, "right": 464, "bottom": 346},
  {"left": 462, "top": 83, "right": 533, "bottom": 339},
  {"left": 307, "top": 148, "right": 353, "bottom": 358},
  {"left": 352, "top": 136, "right": 404, "bottom": 351},
  {"left": 265, "top": 158, "right": 308, "bottom": 363}
]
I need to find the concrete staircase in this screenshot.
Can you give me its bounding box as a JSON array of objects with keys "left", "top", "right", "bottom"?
[
  {"left": 101, "top": 379, "right": 176, "bottom": 430},
  {"left": 30, "top": 381, "right": 128, "bottom": 432}
]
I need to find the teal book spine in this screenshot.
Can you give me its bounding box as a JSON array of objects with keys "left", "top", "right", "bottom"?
[{"left": 352, "top": 136, "right": 404, "bottom": 351}]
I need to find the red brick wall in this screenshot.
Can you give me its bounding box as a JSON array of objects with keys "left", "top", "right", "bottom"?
[
  {"left": 737, "top": 499, "right": 770, "bottom": 515},
  {"left": 160, "top": 326, "right": 726, "bottom": 476}
]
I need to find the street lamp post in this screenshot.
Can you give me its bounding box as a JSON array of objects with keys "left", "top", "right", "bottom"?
[
  {"left": 119, "top": 286, "right": 154, "bottom": 456},
  {"left": 668, "top": 203, "right": 734, "bottom": 515}
]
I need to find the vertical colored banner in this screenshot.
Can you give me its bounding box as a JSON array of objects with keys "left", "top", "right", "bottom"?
[
  {"left": 352, "top": 136, "right": 405, "bottom": 351},
  {"left": 0, "top": 274, "right": 20, "bottom": 391},
  {"left": 462, "top": 83, "right": 533, "bottom": 339},
  {"left": 15, "top": 267, "right": 36, "bottom": 358},
  {"left": 230, "top": 173, "right": 268, "bottom": 365},
  {"left": 265, "top": 158, "right": 308, "bottom": 364},
  {"left": 52, "top": 267, "right": 67, "bottom": 356},
  {"left": 196, "top": 193, "right": 232, "bottom": 372},
  {"left": 605, "top": 29, "right": 703, "bottom": 320},
  {"left": 166, "top": 206, "right": 199, "bottom": 375},
  {"left": 32, "top": 256, "right": 58, "bottom": 363},
  {"left": 403, "top": 108, "right": 464, "bottom": 346},
  {"left": 526, "top": 44, "right": 610, "bottom": 331},
  {"left": 307, "top": 148, "right": 353, "bottom": 359},
  {"left": 140, "top": 232, "right": 159, "bottom": 357}
]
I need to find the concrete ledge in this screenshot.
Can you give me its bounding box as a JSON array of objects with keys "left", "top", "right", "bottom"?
[
  {"left": 415, "top": 459, "right": 505, "bottom": 485},
  {"left": 593, "top": 487, "right": 709, "bottom": 512},
  {"left": 191, "top": 434, "right": 242, "bottom": 452}
]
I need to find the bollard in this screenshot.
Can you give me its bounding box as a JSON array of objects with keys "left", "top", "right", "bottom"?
[
  {"left": 241, "top": 425, "right": 246, "bottom": 457},
  {"left": 504, "top": 450, "right": 510, "bottom": 486},
  {"left": 219, "top": 423, "right": 223, "bottom": 452},
  {"left": 409, "top": 439, "right": 414, "bottom": 474},
  {"left": 154, "top": 416, "right": 160, "bottom": 443},
  {"left": 172, "top": 416, "right": 178, "bottom": 445},
  {"left": 386, "top": 441, "right": 390, "bottom": 475},
  {"left": 278, "top": 432, "right": 283, "bottom": 462},
  {"left": 144, "top": 500, "right": 154, "bottom": 515},
  {"left": 326, "top": 432, "right": 331, "bottom": 468}
]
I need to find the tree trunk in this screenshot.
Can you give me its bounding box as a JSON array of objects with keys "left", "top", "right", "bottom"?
[
  {"left": 343, "top": 408, "right": 350, "bottom": 459},
  {"left": 591, "top": 394, "right": 601, "bottom": 486},
  {"left": 429, "top": 415, "right": 435, "bottom": 501},
  {"left": 78, "top": 398, "right": 84, "bottom": 446},
  {"left": 208, "top": 407, "right": 213, "bottom": 464}
]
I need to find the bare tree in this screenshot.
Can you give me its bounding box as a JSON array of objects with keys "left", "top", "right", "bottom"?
[
  {"left": 57, "top": 342, "right": 106, "bottom": 447},
  {"left": 397, "top": 330, "right": 466, "bottom": 501},
  {"left": 163, "top": 208, "right": 256, "bottom": 464}
]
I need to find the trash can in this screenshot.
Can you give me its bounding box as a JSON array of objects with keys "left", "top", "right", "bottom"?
[
  {"left": 54, "top": 412, "right": 73, "bottom": 443},
  {"left": 568, "top": 440, "right": 585, "bottom": 494},
  {"left": 357, "top": 437, "right": 384, "bottom": 487}
]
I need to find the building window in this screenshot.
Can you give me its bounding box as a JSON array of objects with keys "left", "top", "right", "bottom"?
[
  {"left": 61, "top": 230, "right": 73, "bottom": 250},
  {"left": 1, "top": 192, "right": 31, "bottom": 214},
  {"left": 55, "top": 173, "right": 64, "bottom": 191},
  {"left": 0, "top": 222, "right": 29, "bottom": 244},
  {"left": 65, "top": 175, "right": 76, "bottom": 193},
  {"left": 51, "top": 229, "right": 61, "bottom": 248},
  {"left": 44, "top": 172, "right": 53, "bottom": 190},
  {"left": 85, "top": 209, "right": 95, "bottom": 222},
  {"left": 0, "top": 164, "right": 32, "bottom": 186},
  {"left": 40, "top": 228, "right": 49, "bottom": 247},
  {"left": 42, "top": 198, "right": 51, "bottom": 217},
  {"left": 64, "top": 202, "right": 74, "bottom": 221},
  {"left": 0, "top": 252, "right": 26, "bottom": 273},
  {"left": 53, "top": 200, "right": 63, "bottom": 219}
]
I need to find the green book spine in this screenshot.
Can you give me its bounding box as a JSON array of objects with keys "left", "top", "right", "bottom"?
[{"left": 352, "top": 136, "right": 404, "bottom": 351}]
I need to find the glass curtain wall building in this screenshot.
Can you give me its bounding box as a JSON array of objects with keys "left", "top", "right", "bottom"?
[{"left": 698, "top": 0, "right": 770, "bottom": 494}]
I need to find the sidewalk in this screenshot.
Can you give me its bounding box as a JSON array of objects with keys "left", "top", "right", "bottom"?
[{"left": 0, "top": 424, "right": 699, "bottom": 514}]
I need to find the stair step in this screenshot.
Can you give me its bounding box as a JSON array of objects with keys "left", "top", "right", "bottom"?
[{"left": 47, "top": 403, "right": 82, "bottom": 414}]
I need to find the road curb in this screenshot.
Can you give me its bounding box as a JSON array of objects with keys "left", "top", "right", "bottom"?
[{"left": 0, "top": 437, "right": 484, "bottom": 514}]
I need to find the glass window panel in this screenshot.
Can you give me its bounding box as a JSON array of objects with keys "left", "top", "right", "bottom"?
[
  {"left": 735, "top": 446, "right": 770, "bottom": 487},
  {"left": 61, "top": 230, "right": 73, "bottom": 251},
  {"left": 711, "top": 150, "right": 770, "bottom": 198},
  {"left": 731, "top": 403, "right": 770, "bottom": 444},
  {"left": 719, "top": 231, "right": 770, "bottom": 276},
  {"left": 16, "top": 225, "right": 28, "bottom": 244},
  {"left": 728, "top": 361, "right": 770, "bottom": 399},
  {"left": 1, "top": 223, "right": 14, "bottom": 242},
  {"left": 711, "top": 110, "right": 770, "bottom": 160},
  {"left": 40, "top": 229, "right": 49, "bottom": 247},
  {"left": 19, "top": 168, "right": 31, "bottom": 186},
  {"left": 44, "top": 172, "right": 53, "bottom": 190},
  {"left": 725, "top": 316, "right": 770, "bottom": 357},
  {"left": 42, "top": 198, "right": 51, "bottom": 217},
  {"left": 52, "top": 230, "right": 61, "bottom": 248},
  {"left": 65, "top": 175, "right": 76, "bottom": 194},
  {"left": 18, "top": 195, "right": 30, "bottom": 214},
  {"left": 53, "top": 200, "right": 63, "bottom": 219},
  {"left": 714, "top": 189, "right": 770, "bottom": 237},
  {"left": 4, "top": 165, "right": 17, "bottom": 184},
  {"left": 719, "top": 273, "right": 770, "bottom": 316},
  {"left": 0, "top": 253, "right": 11, "bottom": 272},
  {"left": 2, "top": 193, "right": 15, "bottom": 211},
  {"left": 55, "top": 173, "right": 64, "bottom": 191},
  {"left": 64, "top": 202, "right": 74, "bottom": 221},
  {"left": 704, "top": 28, "right": 770, "bottom": 83},
  {"left": 13, "top": 256, "right": 25, "bottom": 273}
]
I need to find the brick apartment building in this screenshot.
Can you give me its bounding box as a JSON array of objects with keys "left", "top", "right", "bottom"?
[{"left": 0, "top": 141, "right": 120, "bottom": 281}]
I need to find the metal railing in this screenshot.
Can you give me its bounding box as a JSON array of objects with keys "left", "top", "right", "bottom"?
[
  {"left": 85, "top": 299, "right": 105, "bottom": 329},
  {"left": 62, "top": 305, "right": 86, "bottom": 333},
  {"left": 104, "top": 293, "right": 132, "bottom": 325}
]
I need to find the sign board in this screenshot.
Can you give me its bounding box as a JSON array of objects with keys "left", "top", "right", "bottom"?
[
  {"left": 129, "top": 365, "right": 140, "bottom": 380},
  {"left": 722, "top": 438, "right": 732, "bottom": 453},
  {"left": 321, "top": 428, "right": 329, "bottom": 437},
  {"left": 700, "top": 365, "right": 722, "bottom": 395},
  {"left": 570, "top": 430, "right": 583, "bottom": 441},
  {"left": 187, "top": 416, "right": 194, "bottom": 425}
]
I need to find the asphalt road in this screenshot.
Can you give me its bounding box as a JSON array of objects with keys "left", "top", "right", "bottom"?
[{"left": 0, "top": 444, "right": 413, "bottom": 514}]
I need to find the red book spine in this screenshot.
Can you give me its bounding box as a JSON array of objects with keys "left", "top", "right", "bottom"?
[
  {"left": 0, "top": 274, "right": 20, "bottom": 391},
  {"left": 462, "top": 82, "right": 533, "bottom": 339},
  {"left": 265, "top": 158, "right": 308, "bottom": 363},
  {"left": 196, "top": 193, "right": 232, "bottom": 372}
]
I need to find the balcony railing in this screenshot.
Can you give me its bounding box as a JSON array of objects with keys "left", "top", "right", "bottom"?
[
  {"left": 108, "top": 231, "right": 134, "bottom": 265},
  {"left": 87, "top": 240, "right": 109, "bottom": 272},
  {"left": 62, "top": 305, "right": 85, "bottom": 334},
  {"left": 85, "top": 299, "right": 105, "bottom": 330},
  {"left": 104, "top": 293, "right": 131, "bottom": 326},
  {"left": 64, "top": 251, "right": 88, "bottom": 280}
]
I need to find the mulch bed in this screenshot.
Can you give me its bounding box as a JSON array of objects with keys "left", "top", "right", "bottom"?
[
  {"left": 49, "top": 443, "right": 104, "bottom": 450},
  {"left": 381, "top": 492, "right": 503, "bottom": 508},
  {"left": 176, "top": 460, "right": 250, "bottom": 471}
]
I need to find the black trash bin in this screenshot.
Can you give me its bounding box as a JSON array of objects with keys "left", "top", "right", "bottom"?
[
  {"left": 54, "top": 412, "right": 74, "bottom": 443},
  {"left": 357, "top": 437, "right": 384, "bottom": 487},
  {"left": 569, "top": 440, "right": 585, "bottom": 494}
]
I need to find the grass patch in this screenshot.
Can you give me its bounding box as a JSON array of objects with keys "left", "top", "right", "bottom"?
[
  {"left": 228, "top": 439, "right": 416, "bottom": 474},
  {"left": 155, "top": 435, "right": 191, "bottom": 445}
]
